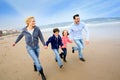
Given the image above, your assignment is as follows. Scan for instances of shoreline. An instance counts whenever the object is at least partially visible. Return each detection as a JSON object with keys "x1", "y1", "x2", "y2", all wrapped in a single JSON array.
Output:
[{"x1": 1, "y1": 21, "x2": 120, "y2": 40}]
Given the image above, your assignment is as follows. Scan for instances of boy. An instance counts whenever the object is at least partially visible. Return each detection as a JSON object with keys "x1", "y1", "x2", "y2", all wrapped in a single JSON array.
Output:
[{"x1": 45, "y1": 28, "x2": 63, "y2": 68}]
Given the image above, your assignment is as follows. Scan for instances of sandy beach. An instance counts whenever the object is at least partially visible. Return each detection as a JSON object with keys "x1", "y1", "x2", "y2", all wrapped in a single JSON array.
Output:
[{"x1": 0, "y1": 22, "x2": 120, "y2": 80}]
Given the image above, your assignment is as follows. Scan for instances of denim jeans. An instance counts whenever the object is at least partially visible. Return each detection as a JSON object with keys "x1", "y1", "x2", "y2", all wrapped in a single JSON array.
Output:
[
  {"x1": 62, "y1": 48, "x2": 67, "y2": 59},
  {"x1": 26, "y1": 45, "x2": 42, "y2": 71},
  {"x1": 73, "y1": 39, "x2": 84, "y2": 58},
  {"x1": 52, "y1": 49, "x2": 63, "y2": 67}
]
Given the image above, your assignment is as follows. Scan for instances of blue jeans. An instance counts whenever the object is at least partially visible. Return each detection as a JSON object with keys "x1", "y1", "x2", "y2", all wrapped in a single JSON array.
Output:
[
  {"x1": 73, "y1": 39, "x2": 84, "y2": 58},
  {"x1": 26, "y1": 45, "x2": 42, "y2": 71},
  {"x1": 62, "y1": 48, "x2": 67, "y2": 59},
  {"x1": 52, "y1": 49, "x2": 63, "y2": 67}
]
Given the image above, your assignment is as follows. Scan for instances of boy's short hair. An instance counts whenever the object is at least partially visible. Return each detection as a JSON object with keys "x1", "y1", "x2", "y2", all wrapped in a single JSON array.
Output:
[
  {"x1": 73, "y1": 14, "x2": 79, "y2": 19},
  {"x1": 53, "y1": 28, "x2": 60, "y2": 33}
]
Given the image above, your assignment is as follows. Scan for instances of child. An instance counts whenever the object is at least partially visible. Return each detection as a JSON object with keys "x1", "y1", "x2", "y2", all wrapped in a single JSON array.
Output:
[
  {"x1": 45, "y1": 28, "x2": 63, "y2": 68},
  {"x1": 60, "y1": 30, "x2": 72, "y2": 62}
]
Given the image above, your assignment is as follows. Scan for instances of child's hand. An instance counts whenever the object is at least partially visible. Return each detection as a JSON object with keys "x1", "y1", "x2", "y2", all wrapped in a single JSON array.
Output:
[
  {"x1": 44, "y1": 46, "x2": 48, "y2": 49},
  {"x1": 61, "y1": 45, "x2": 65, "y2": 48},
  {"x1": 59, "y1": 46, "x2": 62, "y2": 48},
  {"x1": 12, "y1": 43, "x2": 16, "y2": 47}
]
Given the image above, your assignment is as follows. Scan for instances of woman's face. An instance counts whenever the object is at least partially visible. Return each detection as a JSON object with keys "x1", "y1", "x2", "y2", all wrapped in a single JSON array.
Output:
[{"x1": 28, "y1": 18, "x2": 35, "y2": 27}]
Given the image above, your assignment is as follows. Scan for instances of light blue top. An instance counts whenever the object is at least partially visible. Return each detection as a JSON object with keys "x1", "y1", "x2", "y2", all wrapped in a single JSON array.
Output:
[{"x1": 69, "y1": 22, "x2": 89, "y2": 40}]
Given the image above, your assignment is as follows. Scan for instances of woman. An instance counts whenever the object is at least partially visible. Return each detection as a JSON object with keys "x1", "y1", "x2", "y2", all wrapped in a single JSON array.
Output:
[{"x1": 13, "y1": 16, "x2": 46, "y2": 80}]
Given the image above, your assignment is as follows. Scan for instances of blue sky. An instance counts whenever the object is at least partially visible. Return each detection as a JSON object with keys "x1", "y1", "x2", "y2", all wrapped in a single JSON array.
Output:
[{"x1": 0, "y1": 0, "x2": 120, "y2": 29}]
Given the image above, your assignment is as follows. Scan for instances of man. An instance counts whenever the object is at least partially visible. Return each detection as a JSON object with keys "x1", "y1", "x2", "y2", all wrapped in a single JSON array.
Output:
[{"x1": 69, "y1": 14, "x2": 89, "y2": 62}]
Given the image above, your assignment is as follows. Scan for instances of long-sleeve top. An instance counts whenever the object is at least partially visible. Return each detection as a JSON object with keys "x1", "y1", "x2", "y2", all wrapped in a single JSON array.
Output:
[
  {"x1": 61, "y1": 36, "x2": 72, "y2": 48},
  {"x1": 69, "y1": 22, "x2": 89, "y2": 40},
  {"x1": 46, "y1": 34, "x2": 63, "y2": 49},
  {"x1": 15, "y1": 26, "x2": 45, "y2": 47}
]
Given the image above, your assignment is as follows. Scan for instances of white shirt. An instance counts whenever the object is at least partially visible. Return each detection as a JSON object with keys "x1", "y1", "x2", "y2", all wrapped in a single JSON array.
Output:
[
  {"x1": 27, "y1": 28, "x2": 34, "y2": 35},
  {"x1": 69, "y1": 22, "x2": 89, "y2": 40}
]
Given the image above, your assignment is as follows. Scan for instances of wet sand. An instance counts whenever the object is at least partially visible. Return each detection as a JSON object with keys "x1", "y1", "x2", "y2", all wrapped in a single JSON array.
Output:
[{"x1": 0, "y1": 22, "x2": 120, "y2": 80}]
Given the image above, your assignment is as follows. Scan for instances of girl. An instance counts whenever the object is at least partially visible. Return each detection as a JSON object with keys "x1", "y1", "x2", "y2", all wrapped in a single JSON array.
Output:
[{"x1": 60, "y1": 30, "x2": 72, "y2": 62}]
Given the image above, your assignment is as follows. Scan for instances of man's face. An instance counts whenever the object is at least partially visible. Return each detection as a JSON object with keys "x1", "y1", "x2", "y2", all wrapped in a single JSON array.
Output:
[{"x1": 74, "y1": 16, "x2": 80, "y2": 24}]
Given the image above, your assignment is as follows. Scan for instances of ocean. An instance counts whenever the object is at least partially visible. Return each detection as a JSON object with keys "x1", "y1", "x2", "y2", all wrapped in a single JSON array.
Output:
[{"x1": 0, "y1": 17, "x2": 120, "y2": 31}]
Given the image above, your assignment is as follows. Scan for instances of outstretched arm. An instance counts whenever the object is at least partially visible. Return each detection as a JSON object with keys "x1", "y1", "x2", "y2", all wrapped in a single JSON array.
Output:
[
  {"x1": 67, "y1": 37, "x2": 73, "y2": 43},
  {"x1": 13, "y1": 32, "x2": 24, "y2": 46}
]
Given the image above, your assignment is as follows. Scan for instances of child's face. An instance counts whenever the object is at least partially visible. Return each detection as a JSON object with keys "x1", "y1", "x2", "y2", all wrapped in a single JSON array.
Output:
[
  {"x1": 54, "y1": 32, "x2": 59, "y2": 37},
  {"x1": 63, "y1": 30, "x2": 68, "y2": 36}
]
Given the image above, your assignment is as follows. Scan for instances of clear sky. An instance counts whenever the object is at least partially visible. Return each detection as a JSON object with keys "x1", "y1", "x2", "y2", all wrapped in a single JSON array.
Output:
[{"x1": 0, "y1": 0, "x2": 120, "y2": 29}]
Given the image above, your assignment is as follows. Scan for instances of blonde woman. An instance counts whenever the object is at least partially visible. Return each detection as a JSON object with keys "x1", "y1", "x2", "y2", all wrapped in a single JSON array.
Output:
[{"x1": 13, "y1": 17, "x2": 46, "y2": 80}]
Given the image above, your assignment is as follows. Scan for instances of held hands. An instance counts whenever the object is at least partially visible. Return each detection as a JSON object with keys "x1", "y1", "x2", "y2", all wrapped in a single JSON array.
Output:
[
  {"x1": 44, "y1": 46, "x2": 48, "y2": 49},
  {"x1": 12, "y1": 43, "x2": 16, "y2": 47},
  {"x1": 61, "y1": 45, "x2": 65, "y2": 48},
  {"x1": 59, "y1": 46, "x2": 62, "y2": 48}
]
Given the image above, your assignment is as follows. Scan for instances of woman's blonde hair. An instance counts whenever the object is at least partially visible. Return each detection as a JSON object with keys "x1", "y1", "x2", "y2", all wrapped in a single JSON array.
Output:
[{"x1": 25, "y1": 16, "x2": 34, "y2": 25}]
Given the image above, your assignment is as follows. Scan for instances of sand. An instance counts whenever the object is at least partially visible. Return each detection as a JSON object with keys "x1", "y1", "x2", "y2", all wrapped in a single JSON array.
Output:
[{"x1": 0, "y1": 22, "x2": 120, "y2": 80}]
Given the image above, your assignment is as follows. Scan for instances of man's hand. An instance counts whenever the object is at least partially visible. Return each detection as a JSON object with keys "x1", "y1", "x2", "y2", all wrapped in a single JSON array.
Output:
[{"x1": 85, "y1": 40, "x2": 89, "y2": 45}]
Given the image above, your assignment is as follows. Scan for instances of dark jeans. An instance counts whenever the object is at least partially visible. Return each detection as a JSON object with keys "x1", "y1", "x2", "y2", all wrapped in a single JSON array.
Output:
[{"x1": 61, "y1": 48, "x2": 67, "y2": 59}]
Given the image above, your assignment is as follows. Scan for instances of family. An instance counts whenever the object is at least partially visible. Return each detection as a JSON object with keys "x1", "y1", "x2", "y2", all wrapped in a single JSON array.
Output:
[{"x1": 12, "y1": 14, "x2": 89, "y2": 80}]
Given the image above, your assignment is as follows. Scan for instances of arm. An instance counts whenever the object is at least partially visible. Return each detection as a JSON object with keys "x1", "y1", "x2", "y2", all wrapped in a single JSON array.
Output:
[
  {"x1": 59, "y1": 36, "x2": 63, "y2": 47},
  {"x1": 67, "y1": 37, "x2": 72, "y2": 43},
  {"x1": 61, "y1": 38, "x2": 65, "y2": 48},
  {"x1": 45, "y1": 37, "x2": 51, "y2": 47},
  {"x1": 44, "y1": 37, "x2": 51, "y2": 49},
  {"x1": 13, "y1": 32, "x2": 24, "y2": 46},
  {"x1": 69, "y1": 27, "x2": 74, "y2": 40},
  {"x1": 38, "y1": 28, "x2": 46, "y2": 46},
  {"x1": 45, "y1": 38, "x2": 50, "y2": 49},
  {"x1": 83, "y1": 24, "x2": 90, "y2": 45}
]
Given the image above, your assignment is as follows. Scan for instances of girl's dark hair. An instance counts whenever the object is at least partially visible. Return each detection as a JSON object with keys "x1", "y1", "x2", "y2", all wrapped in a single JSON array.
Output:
[
  {"x1": 73, "y1": 14, "x2": 79, "y2": 19},
  {"x1": 53, "y1": 28, "x2": 60, "y2": 33},
  {"x1": 62, "y1": 30, "x2": 69, "y2": 36}
]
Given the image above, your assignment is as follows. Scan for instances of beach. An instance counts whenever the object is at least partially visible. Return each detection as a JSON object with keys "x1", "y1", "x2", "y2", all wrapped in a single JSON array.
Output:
[{"x1": 0, "y1": 22, "x2": 120, "y2": 80}]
